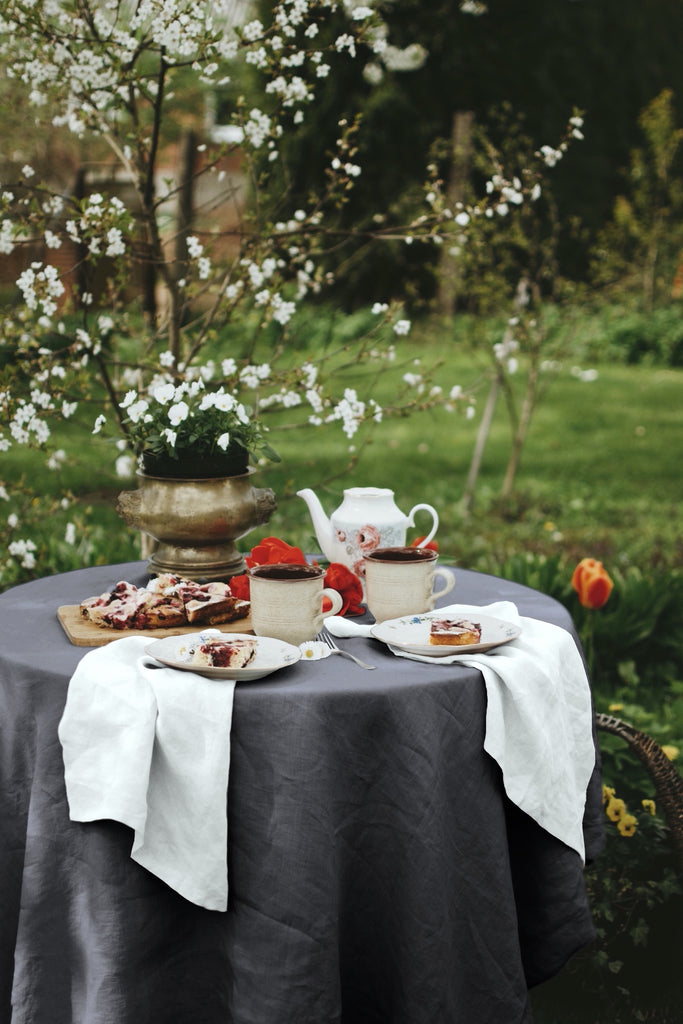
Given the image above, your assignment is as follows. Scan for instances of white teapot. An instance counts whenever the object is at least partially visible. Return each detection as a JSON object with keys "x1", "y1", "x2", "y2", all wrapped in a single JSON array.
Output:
[{"x1": 297, "y1": 486, "x2": 439, "y2": 576}]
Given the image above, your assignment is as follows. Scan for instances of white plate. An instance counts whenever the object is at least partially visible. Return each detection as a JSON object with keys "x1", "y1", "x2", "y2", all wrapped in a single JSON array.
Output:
[
  {"x1": 370, "y1": 611, "x2": 522, "y2": 657},
  {"x1": 145, "y1": 630, "x2": 301, "y2": 680}
]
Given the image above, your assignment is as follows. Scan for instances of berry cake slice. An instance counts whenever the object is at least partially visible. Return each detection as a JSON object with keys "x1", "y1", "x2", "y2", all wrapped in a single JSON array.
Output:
[
  {"x1": 79, "y1": 577, "x2": 249, "y2": 630},
  {"x1": 188, "y1": 636, "x2": 257, "y2": 668},
  {"x1": 80, "y1": 582, "x2": 187, "y2": 630},
  {"x1": 428, "y1": 618, "x2": 482, "y2": 647}
]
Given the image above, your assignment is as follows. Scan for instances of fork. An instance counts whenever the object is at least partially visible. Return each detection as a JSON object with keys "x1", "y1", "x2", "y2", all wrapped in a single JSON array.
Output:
[{"x1": 317, "y1": 629, "x2": 377, "y2": 670}]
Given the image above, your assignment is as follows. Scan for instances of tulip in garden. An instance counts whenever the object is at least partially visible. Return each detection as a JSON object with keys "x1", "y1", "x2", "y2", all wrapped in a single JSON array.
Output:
[{"x1": 571, "y1": 557, "x2": 614, "y2": 609}]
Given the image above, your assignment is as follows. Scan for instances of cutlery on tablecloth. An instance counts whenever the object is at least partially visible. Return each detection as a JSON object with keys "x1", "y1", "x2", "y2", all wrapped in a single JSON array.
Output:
[{"x1": 316, "y1": 630, "x2": 377, "y2": 670}]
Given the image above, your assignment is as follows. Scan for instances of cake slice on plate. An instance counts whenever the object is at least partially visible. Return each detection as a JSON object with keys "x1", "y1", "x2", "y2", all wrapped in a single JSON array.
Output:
[
  {"x1": 188, "y1": 636, "x2": 257, "y2": 668},
  {"x1": 428, "y1": 618, "x2": 482, "y2": 647}
]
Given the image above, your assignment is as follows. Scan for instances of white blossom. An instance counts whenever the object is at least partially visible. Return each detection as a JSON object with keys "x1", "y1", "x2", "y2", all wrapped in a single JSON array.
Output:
[
  {"x1": 243, "y1": 108, "x2": 272, "y2": 148},
  {"x1": 0, "y1": 220, "x2": 15, "y2": 254},
  {"x1": 106, "y1": 227, "x2": 125, "y2": 256},
  {"x1": 242, "y1": 19, "x2": 264, "y2": 42},
  {"x1": 213, "y1": 391, "x2": 237, "y2": 413},
  {"x1": 539, "y1": 145, "x2": 563, "y2": 168},
  {"x1": 152, "y1": 383, "x2": 176, "y2": 404},
  {"x1": 116, "y1": 455, "x2": 135, "y2": 477},
  {"x1": 330, "y1": 388, "x2": 365, "y2": 438},
  {"x1": 127, "y1": 399, "x2": 150, "y2": 423},
  {"x1": 239, "y1": 363, "x2": 271, "y2": 388},
  {"x1": 168, "y1": 401, "x2": 189, "y2": 426},
  {"x1": 8, "y1": 538, "x2": 37, "y2": 569},
  {"x1": 120, "y1": 390, "x2": 138, "y2": 409}
]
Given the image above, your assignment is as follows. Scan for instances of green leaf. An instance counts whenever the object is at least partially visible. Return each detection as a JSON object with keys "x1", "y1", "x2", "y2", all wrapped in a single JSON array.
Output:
[{"x1": 630, "y1": 919, "x2": 650, "y2": 946}]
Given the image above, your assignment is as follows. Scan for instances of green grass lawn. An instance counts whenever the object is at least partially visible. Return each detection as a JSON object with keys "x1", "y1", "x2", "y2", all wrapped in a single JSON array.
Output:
[
  {"x1": 3, "y1": 341, "x2": 680, "y2": 582},
  {"x1": 258, "y1": 357, "x2": 682, "y2": 575}
]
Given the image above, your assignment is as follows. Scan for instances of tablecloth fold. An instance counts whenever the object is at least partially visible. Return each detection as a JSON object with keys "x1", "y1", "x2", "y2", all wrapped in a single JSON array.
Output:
[
  {"x1": 390, "y1": 601, "x2": 596, "y2": 862},
  {"x1": 58, "y1": 636, "x2": 235, "y2": 911}
]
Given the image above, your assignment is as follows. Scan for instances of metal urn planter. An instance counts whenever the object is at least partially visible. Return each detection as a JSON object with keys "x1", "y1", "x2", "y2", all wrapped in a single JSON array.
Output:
[{"x1": 117, "y1": 467, "x2": 277, "y2": 581}]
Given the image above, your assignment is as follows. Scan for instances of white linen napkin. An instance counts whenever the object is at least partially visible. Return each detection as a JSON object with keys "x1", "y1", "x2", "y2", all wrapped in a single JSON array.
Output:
[
  {"x1": 58, "y1": 636, "x2": 235, "y2": 911},
  {"x1": 389, "y1": 602, "x2": 596, "y2": 863}
]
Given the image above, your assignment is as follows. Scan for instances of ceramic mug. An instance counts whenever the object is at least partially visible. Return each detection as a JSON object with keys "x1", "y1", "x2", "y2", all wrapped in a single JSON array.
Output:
[
  {"x1": 247, "y1": 563, "x2": 344, "y2": 645},
  {"x1": 363, "y1": 547, "x2": 455, "y2": 623}
]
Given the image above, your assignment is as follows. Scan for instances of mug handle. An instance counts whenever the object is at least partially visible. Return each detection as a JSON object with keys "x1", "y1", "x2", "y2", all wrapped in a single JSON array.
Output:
[
  {"x1": 433, "y1": 567, "x2": 455, "y2": 600},
  {"x1": 321, "y1": 588, "x2": 344, "y2": 619},
  {"x1": 407, "y1": 503, "x2": 439, "y2": 547}
]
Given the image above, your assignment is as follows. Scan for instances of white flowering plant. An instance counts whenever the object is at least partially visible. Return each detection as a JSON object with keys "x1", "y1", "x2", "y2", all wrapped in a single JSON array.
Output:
[
  {"x1": 0, "y1": 0, "x2": 579, "y2": 583},
  {"x1": 109, "y1": 358, "x2": 281, "y2": 464}
]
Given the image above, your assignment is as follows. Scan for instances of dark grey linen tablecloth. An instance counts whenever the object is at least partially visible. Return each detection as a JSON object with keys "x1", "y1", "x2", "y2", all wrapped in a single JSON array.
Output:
[{"x1": 0, "y1": 562, "x2": 604, "y2": 1024}]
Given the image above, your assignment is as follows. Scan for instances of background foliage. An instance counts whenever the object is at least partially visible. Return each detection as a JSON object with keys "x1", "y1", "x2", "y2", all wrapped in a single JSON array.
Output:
[{"x1": 256, "y1": 0, "x2": 683, "y2": 302}]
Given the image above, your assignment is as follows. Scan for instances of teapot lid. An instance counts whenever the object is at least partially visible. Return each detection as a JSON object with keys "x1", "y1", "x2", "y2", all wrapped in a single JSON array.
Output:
[{"x1": 343, "y1": 486, "x2": 393, "y2": 497}]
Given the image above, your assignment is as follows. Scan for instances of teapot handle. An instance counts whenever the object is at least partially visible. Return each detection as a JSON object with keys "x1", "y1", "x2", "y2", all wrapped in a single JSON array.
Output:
[{"x1": 406, "y1": 503, "x2": 439, "y2": 547}]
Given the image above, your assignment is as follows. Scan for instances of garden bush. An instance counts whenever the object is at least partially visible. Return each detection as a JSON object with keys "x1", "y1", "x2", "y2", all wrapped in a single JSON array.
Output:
[{"x1": 503, "y1": 557, "x2": 683, "y2": 1024}]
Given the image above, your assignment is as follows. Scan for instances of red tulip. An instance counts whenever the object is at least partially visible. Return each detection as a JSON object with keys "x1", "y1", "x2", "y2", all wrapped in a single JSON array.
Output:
[
  {"x1": 571, "y1": 558, "x2": 614, "y2": 609},
  {"x1": 245, "y1": 536, "x2": 307, "y2": 568},
  {"x1": 229, "y1": 572, "x2": 250, "y2": 601},
  {"x1": 323, "y1": 562, "x2": 364, "y2": 616}
]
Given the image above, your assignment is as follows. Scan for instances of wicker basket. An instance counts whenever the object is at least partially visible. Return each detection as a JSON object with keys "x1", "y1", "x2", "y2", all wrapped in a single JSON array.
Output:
[{"x1": 596, "y1": 712, "x2": 683, "y2": 874}]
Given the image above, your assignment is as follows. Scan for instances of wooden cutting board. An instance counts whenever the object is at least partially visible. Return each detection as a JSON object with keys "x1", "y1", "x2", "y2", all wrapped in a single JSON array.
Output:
[{"x1": 57, "y1": 605, "x2": 254, "y2": 647}]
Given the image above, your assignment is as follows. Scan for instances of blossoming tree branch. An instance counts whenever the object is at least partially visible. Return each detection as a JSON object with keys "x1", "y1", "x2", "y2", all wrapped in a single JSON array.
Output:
[{"x1": 0, "y1": 0, "x2": 577, "y2": 581}]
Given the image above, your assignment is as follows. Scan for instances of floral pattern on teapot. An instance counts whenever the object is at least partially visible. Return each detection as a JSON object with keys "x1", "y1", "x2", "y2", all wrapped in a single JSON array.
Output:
[{"x1": 335, "y1": 522, "x2": 406, "y2": 577}]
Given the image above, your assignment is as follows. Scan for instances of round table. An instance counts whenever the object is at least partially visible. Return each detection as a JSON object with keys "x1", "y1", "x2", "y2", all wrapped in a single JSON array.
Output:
[{"x1": 0, "y1": 562, "x2": 604, "y2": 1024}]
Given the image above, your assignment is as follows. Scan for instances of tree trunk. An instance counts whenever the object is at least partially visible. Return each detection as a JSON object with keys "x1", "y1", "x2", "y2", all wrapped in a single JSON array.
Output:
[
  {"x1": 175, "y1": 129, "x2": 196, "y2": 279},
  {"x1": 73, "y1": 167, "x2": 89, "y2": 301},
  {"x1": 461, "y1": 371, "x2": 500, "y2": 516},
  {"x1": 437, "y1": 110, "x2": 474, "y2": 317},
  {"x1": 501, "y1": 362, "x2": 539, "y2": 498}
]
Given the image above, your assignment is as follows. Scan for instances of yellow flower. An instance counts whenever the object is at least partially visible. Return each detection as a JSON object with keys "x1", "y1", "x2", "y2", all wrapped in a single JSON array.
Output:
[
  {"x1": 602, "y1": 785, "x2": 616, "y2": 804},
  {"x1": 605, "y1": 796, "x2": 626, "y2": 822},
  {"x1": 662, "y1": 745, "x2": 680, "y2": 761},
  {"x1": 617, "y1": 813, "x2": 638, "y2": 837},
  {"x1": 608, "y1": 703, "x2": 623, "y2": 712},
  {"x1": 642, "y1": 799, "x2": 656, "y2": 816}
]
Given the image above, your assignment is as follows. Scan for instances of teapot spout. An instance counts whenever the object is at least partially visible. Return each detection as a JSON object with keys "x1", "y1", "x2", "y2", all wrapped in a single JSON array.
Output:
[{"x1": 296, "y1": 487, "x2": 337, "y2": 562}]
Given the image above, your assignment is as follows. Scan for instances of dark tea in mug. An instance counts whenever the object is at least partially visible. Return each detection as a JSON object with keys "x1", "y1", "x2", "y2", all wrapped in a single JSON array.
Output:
[
  {"x1": 364, "y1": 547, "x2": 437, "y2": 564},
  {"x1": 248, "y1": 564, "x2": 323, "y2": 582}
]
